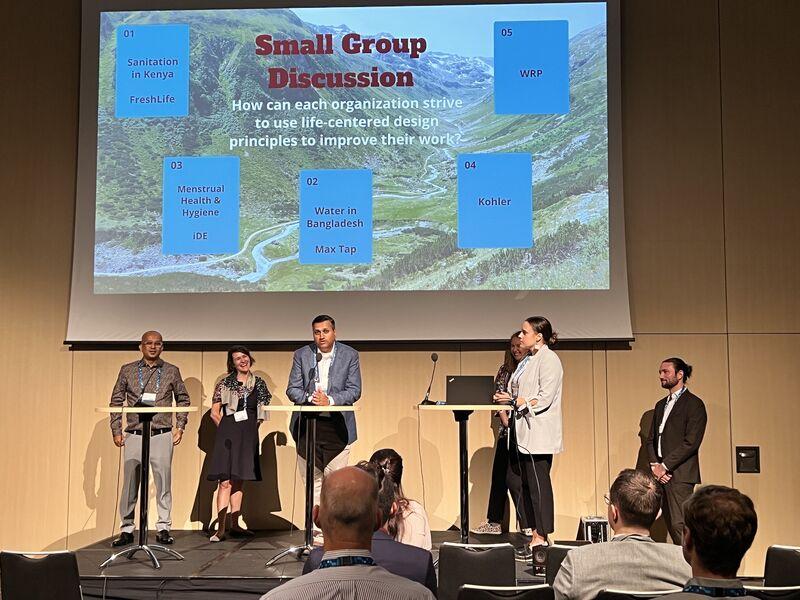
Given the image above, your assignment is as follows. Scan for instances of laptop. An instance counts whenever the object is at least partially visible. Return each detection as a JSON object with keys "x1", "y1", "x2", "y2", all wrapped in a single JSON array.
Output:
[{"x1": 445, "y1": 375, "x2": 496, "y2": 405}]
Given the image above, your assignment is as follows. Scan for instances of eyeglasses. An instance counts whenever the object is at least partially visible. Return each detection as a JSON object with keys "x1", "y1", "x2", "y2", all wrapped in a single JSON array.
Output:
[{"x1": 603, "y1": 493, "x2": 611, "y2": 506}]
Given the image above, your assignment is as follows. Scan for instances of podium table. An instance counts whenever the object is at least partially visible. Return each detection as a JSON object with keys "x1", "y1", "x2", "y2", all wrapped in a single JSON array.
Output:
[
  {"x1": 263, "y1": 404, "x2": 359, "y2": 566},
  {"x1": 417, "y1": 404, "x2": 513, "y2": 543},
  {"x1": 95, "y1": 405, "x2": 197, "y2": 570}
]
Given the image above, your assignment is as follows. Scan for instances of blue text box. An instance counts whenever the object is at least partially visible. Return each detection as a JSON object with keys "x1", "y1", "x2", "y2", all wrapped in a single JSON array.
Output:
[
  {"x1": 116, "y1": 24, "x2": 190, "y2": 118},
  {"x1": 458, "y1": 153, "x2": 533, "y2": 249},
  {"x1": 162, "y1": 156, "x2": 240, "y2": 255},
  {"x1": 299, "y1": 170, "x2": 373, "y2": 264},
  {"x1": 494, "y1": 20, "x2": 569, "y2": 115}
]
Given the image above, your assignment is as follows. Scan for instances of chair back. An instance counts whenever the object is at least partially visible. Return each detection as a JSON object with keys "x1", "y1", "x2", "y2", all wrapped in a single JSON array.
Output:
[
  {"x1": 0, "y1": 551, "x2": 82, "y2": 600},
  {"x1": 545, "y1": 544, "x2": 575, "y2": 585},
  {"x1": 596, "y1": 589, "x2": 678, "y2": 600},
  {"x1": 459, "y1": 583, "x2": 555, "y2": 600},
  {"x1": 764, "y1": 546, "x2": 800, "y2": 587},
  {"x1": 438, "y1": 542, "x2": 516, "y2": 600},
  {"x1": 745, "y1": 585, "x2": 800, "y2": 600}
]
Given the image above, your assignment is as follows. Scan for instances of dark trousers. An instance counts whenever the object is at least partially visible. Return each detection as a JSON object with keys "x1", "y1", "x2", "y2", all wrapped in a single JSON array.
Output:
[
  {"x1": 508, "y1": 451, "x2": 553, "y2": 535},
  {"x1": 662, "y1": 479, "x2": 695, "y2": 544},
  {"x1": 487, "y1": 434, "x2": 529, "y2": 528}
]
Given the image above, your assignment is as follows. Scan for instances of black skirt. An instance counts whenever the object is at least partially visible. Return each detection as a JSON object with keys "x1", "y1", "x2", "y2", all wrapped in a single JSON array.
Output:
[{"x1": 207, "y1": 389, "x2": 261, "y2": 482}]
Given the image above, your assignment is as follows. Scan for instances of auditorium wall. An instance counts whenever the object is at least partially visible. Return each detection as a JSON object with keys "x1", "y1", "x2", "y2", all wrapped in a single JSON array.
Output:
[{"x1": 1, "y1": 0, "x2": 797, "y2": 576}]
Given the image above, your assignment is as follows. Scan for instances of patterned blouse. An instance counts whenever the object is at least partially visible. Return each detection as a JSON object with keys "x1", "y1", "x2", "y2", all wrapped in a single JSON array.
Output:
[{"x1": 212, "y1": 372, "x2": 272, "y2": 420}]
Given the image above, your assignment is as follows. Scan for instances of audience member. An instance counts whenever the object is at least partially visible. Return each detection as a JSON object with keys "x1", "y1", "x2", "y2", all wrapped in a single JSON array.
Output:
[
  {"x1": 370, "y1": 448, "x2": 432, "y2": 550},
  {"x1": 669, "y1": 485, "x2": 758, "y2": 600},
  {"x1": 304, "y1": 461, "x2": 437, "y2": 596},
  {"x1": 554, "y1": 469, "x2": 691, "y2": 600},
  {"x1": 261, "y1": 466, "x2": 434, "y2": 600}
]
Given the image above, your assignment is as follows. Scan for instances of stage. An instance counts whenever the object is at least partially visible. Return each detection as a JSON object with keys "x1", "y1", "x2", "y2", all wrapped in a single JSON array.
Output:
[{"x1": 76, "y1": 529, "x2": 542, "y2": 599}]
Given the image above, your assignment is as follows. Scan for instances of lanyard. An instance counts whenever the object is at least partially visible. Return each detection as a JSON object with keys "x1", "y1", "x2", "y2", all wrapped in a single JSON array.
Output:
[
  {"x1": 683, "y1": 585, "x2": 746, "y2": 597},
  {"x1": 509, "y1": 355, "x2": 530, "y2": 390},
  {"x1": 138, "y1": 364, "x2": 162, "y2": 395},
  {"x1": 319, "y1": 555, "x2": 375, "y2": 569}
]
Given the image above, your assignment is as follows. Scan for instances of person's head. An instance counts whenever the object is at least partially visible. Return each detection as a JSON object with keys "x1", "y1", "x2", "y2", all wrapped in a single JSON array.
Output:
[
  {"x1": 504, "y1": 330, "x2": 526, "y2": 371},
  {"x1": 659, "y1": 357, "x2": 692, "y2": 391},
  {"x1": 370, "y1": 448, "x2": 404, "y2": 490},
  {"x1": 313, "y1": 466, "x2": 381, "y2": 549},
  {"x1": 519, "y1": 316, "x2": 558, "y2": 351},
  {"x1": 227, "y1": 345, "x2": 255, "y2": 375},
  {"x1": 139, "y1": 331, "x2": 164, "y2": 362},
  {"x1": 682, "y1": 485, "x2": 757, "y2": 578},
  {"x1": 606, "y1": 469, "x2": 662, "y2": 532},
  {"x1": 355, "y1": 460, "x2": 398, "y2": 527},
  {"x1": 312, "y1": 314, "x2": 337, "y2": 353}
]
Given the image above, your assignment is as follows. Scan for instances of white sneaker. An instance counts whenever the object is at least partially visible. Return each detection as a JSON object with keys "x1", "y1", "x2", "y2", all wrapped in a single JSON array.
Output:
[
  {"x1": 521, "y1": 528, "x2": 533, "y2": 536},
  {"x1": 470, "y1": 520, "x2": 502, "y2": 535}
]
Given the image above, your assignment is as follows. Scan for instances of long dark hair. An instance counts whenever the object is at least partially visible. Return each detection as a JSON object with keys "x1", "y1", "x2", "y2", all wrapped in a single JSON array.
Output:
[
  {"x1": 503, "y1": 330, "x2": 523, "y2": 372},
  {"x1": 369, "y1": 448, "x2": 410, "y2": 538},
  {"x1": 525, "y1": 316, "x2": 558, "y2": 347},
  {"x1": 226, "y1": 345, "x2": 255, "y2": 374}
]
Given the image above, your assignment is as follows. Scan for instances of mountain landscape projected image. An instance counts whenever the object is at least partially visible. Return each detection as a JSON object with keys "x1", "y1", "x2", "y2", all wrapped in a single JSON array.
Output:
[{"x1": 93, "y1": 2, "x2": 609, "y2": 293}]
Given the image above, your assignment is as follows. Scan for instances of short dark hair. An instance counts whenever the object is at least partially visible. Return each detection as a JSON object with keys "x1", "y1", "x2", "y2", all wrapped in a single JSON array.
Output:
[
  {"x1": 663, "y1": 357, "x2": 693, "y2": 381},
  {"x1": 312, "y1": 314, "x2": 335, "y2": 329},
  {"x1": 226, "y1": 345, "x2": 255, "y2": 374},
  {"x1": 609, "y1": 469, "x2": 662, "y2": 529},
  {"x1": 684, "y1": 485, "x2": 757, "y2": 577},
  {"x1": 355, "y1": 461, "x2": 396, "y2": 526},
  {"x1": 525, "y1": 316, "x2": 558, "y2": 347}
]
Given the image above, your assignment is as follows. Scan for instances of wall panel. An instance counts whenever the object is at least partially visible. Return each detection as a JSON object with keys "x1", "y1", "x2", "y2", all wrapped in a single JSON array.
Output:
[
  {"x1": 720, "y1": 1, "x2": 800, "y2": 333},
  {"x1": 621, "y1": 0, "x2": 726, "y2": 334},
  {"x1": 729, "y1": 335, "x2": 799, "y2": 575}
]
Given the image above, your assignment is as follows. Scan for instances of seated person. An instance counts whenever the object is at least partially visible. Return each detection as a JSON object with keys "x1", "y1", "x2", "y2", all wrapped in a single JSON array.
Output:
[
  {"x1": 669, "y1": 485, "x2": 758, "y2": 600},
  {"x1": 554, "y1": 469, "x2": 691, "y2": 600},
  {"x1": 370, "y1": 448, "x2": 432, "y2": 550},
  {"x1": 305, "y1": 461, "x2": 438, "y2": 597}
]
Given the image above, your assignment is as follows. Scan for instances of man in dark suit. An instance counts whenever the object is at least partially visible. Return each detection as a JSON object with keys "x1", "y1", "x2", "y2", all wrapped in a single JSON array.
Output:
[
  {"x1": 304, "y1": 462, "x2": 438, "y2": 597},
  {"x1": 287, "y1": 314, "x2": 362, "y2": 513},
  {"x1": 646, "y1": 357, "x2": 707, "y2": 543}
]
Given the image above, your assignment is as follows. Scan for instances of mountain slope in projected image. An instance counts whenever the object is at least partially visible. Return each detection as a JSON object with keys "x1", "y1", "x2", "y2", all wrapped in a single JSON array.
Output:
[{"x1": 93, "y1": 8, "x2": 609, "y2": 293}]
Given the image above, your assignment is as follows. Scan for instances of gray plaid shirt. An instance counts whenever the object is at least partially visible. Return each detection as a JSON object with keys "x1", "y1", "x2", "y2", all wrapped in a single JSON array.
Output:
[{"x1": 109, "y1": 358, "x2": 191, "y2": 435}]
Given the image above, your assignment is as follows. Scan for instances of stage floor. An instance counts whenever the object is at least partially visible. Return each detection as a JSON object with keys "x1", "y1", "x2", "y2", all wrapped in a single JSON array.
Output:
[{"x1": 77, "y1": 529, "x2": 542, "y2": 599}]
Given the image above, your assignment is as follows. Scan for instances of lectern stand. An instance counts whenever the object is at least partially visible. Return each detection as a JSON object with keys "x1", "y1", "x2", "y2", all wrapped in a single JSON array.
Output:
[
  {"x1": 417, "y1": 404, "x2": 513, "y2": 543},
  {"x1": 263, "y1": 404, "x2": 358, "y2": 566},
  {"x1": 96, "y1": 405, "x2": 197, "y2": 570}
]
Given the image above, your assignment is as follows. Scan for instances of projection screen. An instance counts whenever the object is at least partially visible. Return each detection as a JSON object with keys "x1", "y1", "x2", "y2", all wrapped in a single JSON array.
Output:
[{"x1": 67, "y1": 0, "x2": 631, "y2": 342}]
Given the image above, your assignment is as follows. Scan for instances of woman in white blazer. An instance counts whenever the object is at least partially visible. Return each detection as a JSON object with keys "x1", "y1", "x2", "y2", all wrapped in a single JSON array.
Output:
[{"x1": 494, "y1": 316, "x2": 563, "y2": 558}]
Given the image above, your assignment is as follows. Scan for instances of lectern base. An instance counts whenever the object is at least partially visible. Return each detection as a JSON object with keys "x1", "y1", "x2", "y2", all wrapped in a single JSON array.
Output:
[
  {"x1": 265, "y1": 543, "x2": 311, "y2": 567},
  {"x1": 99, "y1": 543, "x2": 184, "y2": 570}
]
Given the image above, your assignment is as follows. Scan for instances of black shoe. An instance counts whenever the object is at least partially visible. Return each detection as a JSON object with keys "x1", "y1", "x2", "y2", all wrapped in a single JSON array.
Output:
[
  {"x1": 111, "y1": 532, "x2": 134, "y2": 547},
  {"x1": 514, "y1": 545, "x2": 533, "y2": 563},
  {"x1": 156, "y1": 530, "x2": 174, "y2": 545}
]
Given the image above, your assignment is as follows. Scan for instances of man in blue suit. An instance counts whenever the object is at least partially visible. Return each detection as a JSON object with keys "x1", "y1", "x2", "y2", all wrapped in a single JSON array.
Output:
[{"x1": 287, "y1": 314, "x2": 362, "y2": 512}]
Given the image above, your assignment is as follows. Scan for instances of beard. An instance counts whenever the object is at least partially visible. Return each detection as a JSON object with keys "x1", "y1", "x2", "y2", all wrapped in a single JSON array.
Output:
[{"x1": 661, "y1": 377, "x2": 679, "y2": 390}]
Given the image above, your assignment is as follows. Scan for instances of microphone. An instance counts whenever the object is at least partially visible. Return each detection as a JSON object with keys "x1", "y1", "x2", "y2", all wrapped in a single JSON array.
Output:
[
  {"x1": 420, "y1": 353, "x2": 438, "y2": 405},
  {"x1": 307, "y1": 351, "x2": 323, "y2": 401}
]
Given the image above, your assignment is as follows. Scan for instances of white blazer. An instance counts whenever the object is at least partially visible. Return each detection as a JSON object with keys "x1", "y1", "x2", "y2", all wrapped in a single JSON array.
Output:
[{"x1": 511, "y1": 345, "x2": 564, "y2": 455}]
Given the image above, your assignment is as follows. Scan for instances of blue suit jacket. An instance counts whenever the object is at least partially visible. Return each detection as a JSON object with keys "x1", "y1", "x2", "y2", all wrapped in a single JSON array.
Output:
[
  {"x1": 286, "y1": 341, "x2": 361, "y2": 444},
  {"x1": 303, "y1": 531, "x2": 438, "y2": 597}
]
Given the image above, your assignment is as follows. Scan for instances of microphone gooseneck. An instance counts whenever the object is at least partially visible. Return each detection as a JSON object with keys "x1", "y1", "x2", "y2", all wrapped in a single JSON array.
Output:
[{"x1": 421, "y1": 353, "x2": 438, "y2": 405}]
